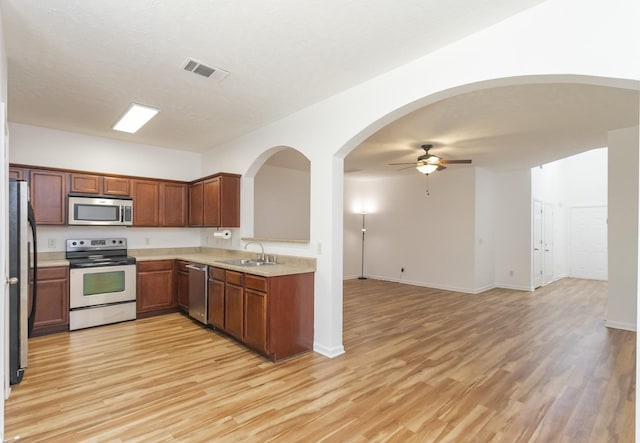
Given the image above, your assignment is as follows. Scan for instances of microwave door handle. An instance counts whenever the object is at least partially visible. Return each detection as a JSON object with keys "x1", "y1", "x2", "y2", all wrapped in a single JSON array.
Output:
[{"x1": 120, "y1": 205, "x2": 124, "y2": 223}]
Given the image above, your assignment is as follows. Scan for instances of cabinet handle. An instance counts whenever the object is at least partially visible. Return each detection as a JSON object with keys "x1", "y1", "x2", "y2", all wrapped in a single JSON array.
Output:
[{"x1": 6, "y1": 277, "x2": 18, "y2": 285}]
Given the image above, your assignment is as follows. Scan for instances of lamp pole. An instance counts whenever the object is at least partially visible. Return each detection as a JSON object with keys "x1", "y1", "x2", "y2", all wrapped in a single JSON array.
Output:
[{"x1": 359, "y1": 212, "x2": 367, "y2": 280}]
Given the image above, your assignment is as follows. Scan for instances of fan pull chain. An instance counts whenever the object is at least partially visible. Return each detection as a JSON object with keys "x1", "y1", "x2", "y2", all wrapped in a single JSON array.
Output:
[{"x1": 425, "y1": 174, "x2": 430, "y2": 196}]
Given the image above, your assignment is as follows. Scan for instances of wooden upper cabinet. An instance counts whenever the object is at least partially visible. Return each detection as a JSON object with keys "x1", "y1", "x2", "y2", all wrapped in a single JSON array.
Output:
[
  {"x1": 9, "y1": 167, "x2": 28, "y2": 180},
  {"x1": 103, "y1": 176, "x2": 131, "y2": 196},
  {"x1": 189, "y1": 181, "x2": 204, "y2": 226},
  {"x1": 218, "y1": 174, "x2": 240, "y2": 227},
  {"x1": 131, "y1": 179, "x2": 160, "y2": 226},
  {"x1": 160, "y1": 182, "x2": 188, "y2": 227},
  {"x1": 70, "y1": 173, "x2": 101, "y2": 194},
  {"x1": 30, "y1": 170, "x2": 67, "y2": 225},
  {"x1": 191, "y1": 174, "x2": 240, "y2": 227},
  {"x1": 69, "y1": 173, "x2": 130, "y2": 196},
  {"x1": 203, "y1": 177, "x2": 221, "y2": 226}
]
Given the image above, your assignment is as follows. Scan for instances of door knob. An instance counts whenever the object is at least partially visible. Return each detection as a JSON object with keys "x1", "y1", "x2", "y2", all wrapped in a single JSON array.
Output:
[{"x1": 6, "y1": 277, "x2": 18, "y2": 285}]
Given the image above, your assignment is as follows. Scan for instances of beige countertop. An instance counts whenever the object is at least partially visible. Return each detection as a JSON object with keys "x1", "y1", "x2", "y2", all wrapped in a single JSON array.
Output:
[{"x1": 38, "y1": 247, "x2": 316, "y2": 277}]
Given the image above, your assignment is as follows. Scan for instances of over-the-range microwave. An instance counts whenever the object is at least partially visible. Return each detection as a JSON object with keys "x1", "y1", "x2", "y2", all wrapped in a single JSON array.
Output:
[{"x1": 68, "y1": 195, "x2": 133, "y2": 226}]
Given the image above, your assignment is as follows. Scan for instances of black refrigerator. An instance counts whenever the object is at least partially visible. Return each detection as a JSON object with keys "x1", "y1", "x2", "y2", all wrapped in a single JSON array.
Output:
[{"x1": 8, "y1": 178, "x2": 38, "y2": 386}]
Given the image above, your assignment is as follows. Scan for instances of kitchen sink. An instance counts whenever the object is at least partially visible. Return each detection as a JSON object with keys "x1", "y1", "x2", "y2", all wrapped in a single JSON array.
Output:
[{"x1": 218, "y1": 258, "x2": 276, "y2": 267}]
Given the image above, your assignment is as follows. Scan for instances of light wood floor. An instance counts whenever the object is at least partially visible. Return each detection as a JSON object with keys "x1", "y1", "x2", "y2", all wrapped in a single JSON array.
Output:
[{"x1": 5, "y1": 278, "x2": 635, "y2": 442}]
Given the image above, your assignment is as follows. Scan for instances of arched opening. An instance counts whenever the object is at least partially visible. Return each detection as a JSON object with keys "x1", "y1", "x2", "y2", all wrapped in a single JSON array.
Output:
[{"x1": 249, "y1": 146, "x2": 311, "y2": 242}]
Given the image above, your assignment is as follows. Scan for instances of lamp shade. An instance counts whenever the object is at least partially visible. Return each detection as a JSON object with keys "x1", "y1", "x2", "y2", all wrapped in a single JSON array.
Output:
[{"x1": 416, "y1": 163, "x2": 438, "y2": 174}]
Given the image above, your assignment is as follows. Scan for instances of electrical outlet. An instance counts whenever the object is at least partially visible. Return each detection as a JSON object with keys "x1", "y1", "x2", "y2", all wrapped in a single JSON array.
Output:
[
  {"x1": 47, "y1": 238, "x2": 57, "y2": 249},
  {"x1": 509, "y1": 270, "x2": 514, "y2": 277},
  {"x1": 145, "y1": 238, "x2": 151, "y2": 245}
]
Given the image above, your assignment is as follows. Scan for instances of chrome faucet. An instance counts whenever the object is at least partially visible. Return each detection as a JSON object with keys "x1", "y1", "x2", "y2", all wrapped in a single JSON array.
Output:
[{"x1": 244, "y1": 241, "x2": 265, "y2": 261}]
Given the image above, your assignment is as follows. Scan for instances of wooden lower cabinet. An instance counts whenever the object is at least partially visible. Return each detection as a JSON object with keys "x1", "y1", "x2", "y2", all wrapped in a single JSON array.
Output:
[
  {"x1": 176, "y1": 260, "x2": 189, "y2": 312},
  {"x1": 244, "y1": 287, "x2": 268, "y2": 355},
  {"x1": 136, "y1": 260, "x2": 177, "y2": 316},
  {"x1": 224, "y1": 271, "x2": 244, "y2": 341},
  {"x1": 208, "y1": 267, "x2": 225, "y2": 329},
  {"x1": 213, "y1": 269, "x2": 314, "y2": 361},
  {"x1": 31, "y1": 266, "x2": 69, "y2": 336}
]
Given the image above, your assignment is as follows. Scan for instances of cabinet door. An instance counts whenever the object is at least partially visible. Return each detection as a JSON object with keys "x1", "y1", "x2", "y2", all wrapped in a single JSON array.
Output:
[
  {"x1": 176, "y1": 263, "x2": 189, "y2": 312},
  {"x1": 160, "y1": 182, "x2": 188, "y2": 227},
  {"x1": 225, "y1": 283, "x2": 244, "y2": 340},
  {"x1": 70, "y1": 173, "x2": 101, "y2": 194},
  {"x1": 103, "y1": 176, "x2": 131, "y2": 196},
  {"x1": 132, "y1": 179, "x2": 160, "y2": 226},
  {"x1": 220, "y1": 175, "x2": 240, "y2": 227},
  {"x1": 30, "y1": 170, "x2": 67, "y2": 225},
  {"x1": 189, "y1": 181, "x2": 204, "y2": 226},
  {"x1": 208, "y1": 277, "x2": 225, "y2": 329},
  {"x1": 203, "y1": 177, "x2": 220, "y2": 226},
  {"x1": 136, "y1": 261, "x2": 176, "y2": 314},
  {"x1": 244, "y1": 288, "x2": 268, "y2": 354},
  {"x1": 31, "y1": 266, "x2": 69, "y2": 336}
]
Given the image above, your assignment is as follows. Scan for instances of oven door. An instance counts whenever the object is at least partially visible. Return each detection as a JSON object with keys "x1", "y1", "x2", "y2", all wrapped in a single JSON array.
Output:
[{"x1": 70, "y1": 264, "x2": 136, "y2": 309}]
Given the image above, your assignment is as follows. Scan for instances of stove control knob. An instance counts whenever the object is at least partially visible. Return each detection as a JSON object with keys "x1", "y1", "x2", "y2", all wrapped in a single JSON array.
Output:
[
  {"x1": 72, "y1": 241, "x2": 77, "y2": 246},
  {"x1": 79, "y1": 241, "x2": 85, "y2": 245}
]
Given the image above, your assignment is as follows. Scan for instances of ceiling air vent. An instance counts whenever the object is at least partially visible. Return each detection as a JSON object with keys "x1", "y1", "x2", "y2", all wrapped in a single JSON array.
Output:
[{"x1": 182, "y1": 58, "x2": 229, "y2": 81}]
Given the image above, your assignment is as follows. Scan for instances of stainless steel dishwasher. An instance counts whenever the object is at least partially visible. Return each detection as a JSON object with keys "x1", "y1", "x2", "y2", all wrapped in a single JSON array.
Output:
[{"x1": 186, "y1": 263, "x2": 208, "y2": 324}]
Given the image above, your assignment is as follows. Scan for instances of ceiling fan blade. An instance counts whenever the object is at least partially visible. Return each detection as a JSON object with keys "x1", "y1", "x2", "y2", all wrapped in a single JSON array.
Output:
[
  {"x1": 397, "y1": 165, "x2": 416, "y2": 171},
  {"x1": 439, "y1": 159, "x2": 472, "y2": 164},
  {"x1": 388, "y1": 162, "x2": 417, "y2": 166},
  {"x1": 436, "y1": 165, "x2": 447, "y2": 171}
]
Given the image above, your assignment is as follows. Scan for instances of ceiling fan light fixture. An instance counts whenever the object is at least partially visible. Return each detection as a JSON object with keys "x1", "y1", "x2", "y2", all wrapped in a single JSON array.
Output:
[
  {"x1": 426, "y1": 155, "x2": 440, "y2": 164},
  {"x1": 416, "y1": 163, "x2": 438, "y2": 175}
]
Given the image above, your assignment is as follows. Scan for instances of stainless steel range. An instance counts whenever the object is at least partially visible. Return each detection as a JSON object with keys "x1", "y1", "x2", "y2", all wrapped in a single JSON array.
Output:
[{"x1": 66, "y1": 238, "x2": 137, "y2": 330}]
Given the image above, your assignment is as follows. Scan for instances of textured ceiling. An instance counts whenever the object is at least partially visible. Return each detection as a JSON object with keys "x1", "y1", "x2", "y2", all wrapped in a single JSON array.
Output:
[
  {"x1": 345, "y1": 83, "x2": 640, "y2": 177},
  {"x1": 2, "y1": 0, "x2": 548, "y2": 153}
]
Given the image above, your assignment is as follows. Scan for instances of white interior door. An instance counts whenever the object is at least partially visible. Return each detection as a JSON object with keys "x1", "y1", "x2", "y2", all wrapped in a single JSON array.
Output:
[
  {"x1": 543, "y1": 203, "x2": 554, "y2": 285},
  {"x1": 568, "y1": 206, "x2": 608, "y2": 280},
  {"x1": 533, "y1": 200, "x2": 543, "y2": 288}
]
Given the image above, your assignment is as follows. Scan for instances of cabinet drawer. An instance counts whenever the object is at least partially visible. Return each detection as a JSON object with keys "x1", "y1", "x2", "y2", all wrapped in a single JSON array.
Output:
[
  {"x1": 137, "y1": 260, "x2": 174, "y2": 272},
  {"x1": 210, "y1": 267, "x2": 225, "y2": 281},
  {"x1": 38, "y1": 266, "x2": 68, "y2": 280},
  {"x1": 226, "y1": 270, "x2": 244, "y2": 286},
  {"x1": 245, "y1": 274, "x2": 267, "y2": 292}
]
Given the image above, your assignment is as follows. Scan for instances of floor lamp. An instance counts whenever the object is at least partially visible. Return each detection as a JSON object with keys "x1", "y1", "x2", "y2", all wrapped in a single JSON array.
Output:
[{"x1": 358, "y1": 212, "x2": 367, "y2": 280}]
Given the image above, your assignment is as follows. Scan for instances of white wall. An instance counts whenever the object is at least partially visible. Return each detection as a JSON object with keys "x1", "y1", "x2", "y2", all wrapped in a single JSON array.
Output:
[
  {"x1": 344, "y1": 168, "x2": 477, "y2": 293},
  {"x1": 564, "y1": 148, "x2": 608, "y2": 206},
  {"x1": 9, "y1": 123, "x2": 201, "y2": 182},
  {"x1": 254, "y1": 164, "x2": 310, "y2": 240},
  {"x1": 474, "y1": 168, "x2": 496, "y2": 291},
  {"x1": 494, "y1": 170, "x2": 533, "y2": 290},
  {"x1": 607, "y1": 126, "x2": 639, "y2": 331}
]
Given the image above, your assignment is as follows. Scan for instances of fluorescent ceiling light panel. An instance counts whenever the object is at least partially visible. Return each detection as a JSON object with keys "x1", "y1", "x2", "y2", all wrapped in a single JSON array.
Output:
[{"x1": 113, "y1": 103, "x2": 160, "y2": 133}]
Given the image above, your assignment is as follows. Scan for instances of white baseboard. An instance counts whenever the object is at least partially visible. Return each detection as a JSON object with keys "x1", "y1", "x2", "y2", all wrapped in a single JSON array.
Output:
[
  {"x1": 605, "y1": 320, "x2": 637, "y2": 332},
  {"x1": 495, "y1": 282, "x2": 534, "y2": 292},
  {"x1": 313, "y1": 343, "x2": 346, "y2": 358},
  {"x1": 472, "y1": 284, "x2": 495, "y2": 294},
  {"x1": 343, "y1": 274, "x2": 360, "y2": 281}
]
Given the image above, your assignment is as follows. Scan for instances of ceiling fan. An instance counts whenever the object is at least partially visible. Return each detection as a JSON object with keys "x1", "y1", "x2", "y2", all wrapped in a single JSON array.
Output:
[{"x1": 389, "y1": 144, "x2": 472, "y2": 174}]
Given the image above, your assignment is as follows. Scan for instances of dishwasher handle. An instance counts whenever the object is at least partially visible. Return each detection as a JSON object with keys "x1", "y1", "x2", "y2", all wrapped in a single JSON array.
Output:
[{"x1": 185, "y1": 263, "x2": 207, "y2": 271}]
